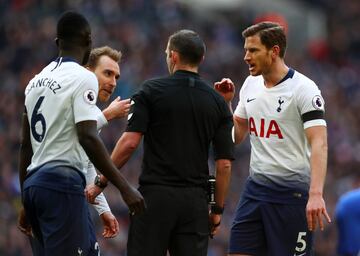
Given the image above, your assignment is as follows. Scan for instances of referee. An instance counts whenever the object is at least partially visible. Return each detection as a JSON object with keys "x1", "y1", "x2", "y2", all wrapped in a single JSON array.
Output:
[{"x1": 88, "y1": 29, "x2": 234, "y2": 256}]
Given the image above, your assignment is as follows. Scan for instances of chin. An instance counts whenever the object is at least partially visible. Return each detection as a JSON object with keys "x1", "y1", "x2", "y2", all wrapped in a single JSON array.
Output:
[
  {"x1": 99, "y1": 94, "x2": 109, "y2": 103},
  {"x1": 249, "y1": 70, "x2": 260, "y2": 76}
]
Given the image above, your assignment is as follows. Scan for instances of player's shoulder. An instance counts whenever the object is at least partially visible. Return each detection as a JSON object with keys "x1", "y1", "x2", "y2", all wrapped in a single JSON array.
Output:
[
  {"x1": 239, "y1": 75, "x2": 262, "y2": 95},
  {"x1": 292, "y1": 70, "x2": 318, "y2": 90},
  {"x1": 244, "y1": 75, "x2": 262, "y2": 88},
  {"x1": 68, "y1": 62, "x2": 96, "y2": 79},
  {"x1": 66, "y1": 63, "x2": 98, "y2": 89}
]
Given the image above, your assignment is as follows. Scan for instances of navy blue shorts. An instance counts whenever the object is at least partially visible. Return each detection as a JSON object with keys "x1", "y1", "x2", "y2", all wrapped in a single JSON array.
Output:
[
  {"x1": 229, "y1": 197, "x2": 313, "y2": 256},
  {"x1": 23, "y1": 164, "x2": 100, "y2": 256}
]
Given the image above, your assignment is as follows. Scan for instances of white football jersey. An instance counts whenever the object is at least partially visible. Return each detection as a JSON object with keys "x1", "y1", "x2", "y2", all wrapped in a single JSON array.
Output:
[
  {"x1": 234, "y1": 69, "x2": 326, "y2": 187},
  {"x1": 25, "y1": 57, "x2": 99, "y2": 174},
  {"x1": 82, "y1": 111, "x2": 111, "y2": 215}
]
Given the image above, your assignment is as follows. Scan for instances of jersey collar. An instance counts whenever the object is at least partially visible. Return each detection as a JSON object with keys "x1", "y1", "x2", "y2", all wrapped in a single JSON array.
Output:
[
  {"x1": 275, "y1": 68, "x2": 295, "y2": 86},
  {"x1": 53, "y1": 56, "x2": 78, "y2": 63},
  {"x1": 174, "y1": 70, "x2": 200, "y2": 77}
]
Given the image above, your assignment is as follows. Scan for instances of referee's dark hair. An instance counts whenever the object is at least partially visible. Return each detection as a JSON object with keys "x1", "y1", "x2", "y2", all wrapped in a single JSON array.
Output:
[
  {"x1": 56, "y1": 10, "x2": 91, "y2": 51},
  {"x1": 168, "y1": 29, "x2": 206, "y2": 66}
]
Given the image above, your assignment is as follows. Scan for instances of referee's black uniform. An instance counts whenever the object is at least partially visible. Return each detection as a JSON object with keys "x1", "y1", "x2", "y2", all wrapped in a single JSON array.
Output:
[{"x1": 126, "y1": 70, "x2": 234, "y2": 256}]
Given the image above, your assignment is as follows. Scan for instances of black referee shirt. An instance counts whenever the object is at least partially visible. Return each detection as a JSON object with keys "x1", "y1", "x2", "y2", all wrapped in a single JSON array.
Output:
[{"x1": 127, "y1": 70, "x2": 234, "y2": 187}]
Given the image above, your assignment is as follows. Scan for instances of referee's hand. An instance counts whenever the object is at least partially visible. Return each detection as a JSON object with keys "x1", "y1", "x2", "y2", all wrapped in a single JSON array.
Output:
[{"x1": 209, "y1": 213, "x2": 221, "y2": 238}]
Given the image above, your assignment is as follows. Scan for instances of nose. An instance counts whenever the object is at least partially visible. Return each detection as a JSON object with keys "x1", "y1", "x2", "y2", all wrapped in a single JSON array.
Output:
[
  {"x1": 110, "y1": 76, "x2": 117, "y2": 88},
  {"x1": 244, "y1": 51, "x2": 250, "y2": 62}
]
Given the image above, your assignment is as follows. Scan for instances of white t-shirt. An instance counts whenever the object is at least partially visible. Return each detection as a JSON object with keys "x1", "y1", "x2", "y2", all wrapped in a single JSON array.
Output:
[
  {"x1": 234, "y1": 69, "x2": 326, "y2": 187},
  {"x1": 25, "y1": 57, "x2": 99, "y2": 175}
]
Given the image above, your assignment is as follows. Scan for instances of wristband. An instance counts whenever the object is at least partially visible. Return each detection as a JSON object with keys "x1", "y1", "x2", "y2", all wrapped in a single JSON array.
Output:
[
  {"x1": 211, "y1": 204, "x2": 224, "y2": 215},
  {"x1": 94, "y1": 175, "x2": 107, "y2": 189}
]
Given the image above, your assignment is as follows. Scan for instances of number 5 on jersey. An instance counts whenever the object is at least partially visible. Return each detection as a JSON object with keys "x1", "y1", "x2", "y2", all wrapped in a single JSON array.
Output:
[
  {"x1": 31, "y1": 96, "x2": 47, "y2": 142},
  {"x1": 294, "y1": 231, "x2": 307, "y2": 255}
]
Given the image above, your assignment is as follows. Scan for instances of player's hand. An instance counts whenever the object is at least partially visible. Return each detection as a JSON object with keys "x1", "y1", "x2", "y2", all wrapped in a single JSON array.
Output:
[
  {"x1": 214, "y1": 78, "x2": 235, "y2": 103},
  {"x1": 306, "y1": 193, "x2": 331, "y2": 231},
  {"x1": 209, "y1": 213, "x2": 221, "y2": 238},
  {"x1": 121, "y1": 185, "x2": 146, "y2": 216},
  {"x1": 102, "y1": 97, "x2": 131, "y2": 121},
  {"x1": 18, "y1": 207, "x2": 32, "y2": 237},
  {"x1": 85, "y1": 184, "x2": 103, "y2": 205},
  {"x1": 100, "y1": 211, "x2": 120, "y2": 238}
]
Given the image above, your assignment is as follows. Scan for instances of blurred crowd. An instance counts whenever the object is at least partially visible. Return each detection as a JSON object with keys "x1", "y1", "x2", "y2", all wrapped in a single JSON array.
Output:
[{"x1": 0, "y1": 0, "x2": 359, "y2": 255}]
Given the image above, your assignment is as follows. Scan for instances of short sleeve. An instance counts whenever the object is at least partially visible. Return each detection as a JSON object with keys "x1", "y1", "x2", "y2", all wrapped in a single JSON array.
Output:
[
  {"x1": 213, "y1": 101, "x2": 234, "y2": 160},
  {"x1": 296, "y1": 81, "x2": 326, "y2": 129},
  {"x1": 234, "y1": 78, "x2": 248, "y2": 119},
  {"x1": 126, "y1": 83, "x2": 150, "y2": 133},
  {"x1": 96, "y1": 111, "x2": 108, "y2": 130},
  {"x1": 73, "y1": 72, "x2": 99, "y2": 124}
]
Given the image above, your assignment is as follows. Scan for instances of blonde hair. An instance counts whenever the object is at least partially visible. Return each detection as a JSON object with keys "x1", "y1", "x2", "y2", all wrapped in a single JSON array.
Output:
[{"x1": 87, "y1": 46, "x2": 122, "y2": 68}]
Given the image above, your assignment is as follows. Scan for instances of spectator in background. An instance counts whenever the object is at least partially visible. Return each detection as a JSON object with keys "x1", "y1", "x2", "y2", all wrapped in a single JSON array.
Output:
[{"x1": 335, "y1": 173, "x2": 360, "y2": 256}]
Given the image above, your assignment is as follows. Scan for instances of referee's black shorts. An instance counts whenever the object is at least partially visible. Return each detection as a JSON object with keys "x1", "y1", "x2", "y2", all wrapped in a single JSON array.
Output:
[{"x1": 127, "y1": 185, "x2": 209, "y2": 256}]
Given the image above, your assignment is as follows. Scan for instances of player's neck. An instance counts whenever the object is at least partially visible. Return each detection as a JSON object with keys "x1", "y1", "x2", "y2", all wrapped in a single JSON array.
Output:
[
  {"x1": 262, "y1": 61, "x2": 288, "y2": 88},
  {"x1": 58, "y1": 50, "x2": 85, "y2": 65}
]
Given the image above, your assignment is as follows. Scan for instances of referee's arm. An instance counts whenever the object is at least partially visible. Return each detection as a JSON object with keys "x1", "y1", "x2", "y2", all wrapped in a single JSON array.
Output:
[{"x1": 214, "y1": 159, "x2": 232, "y2": 211}]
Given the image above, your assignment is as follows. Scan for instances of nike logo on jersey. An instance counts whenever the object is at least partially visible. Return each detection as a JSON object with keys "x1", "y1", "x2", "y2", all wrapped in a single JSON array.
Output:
[
  {"x1": 293, "y1": 253, "x2": 306, "y2": 256},
  {"x1": 247, "y1": 98, "x2": 256, "y2": 103}
]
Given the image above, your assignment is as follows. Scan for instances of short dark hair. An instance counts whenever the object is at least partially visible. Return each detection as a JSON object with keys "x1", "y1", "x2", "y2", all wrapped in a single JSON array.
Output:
[
  {"x1": 242, "y1": 22, "x2": 287, "y2": 58},
  {"x1": 57, "y1": 11, "x2": 91, "y2": 50},
  {"x1": 87, "y1": 46, "x2": 122, "y2": 69},
  {"x1": 168, "y1": 29, "x2": 205, "y2": 66}
]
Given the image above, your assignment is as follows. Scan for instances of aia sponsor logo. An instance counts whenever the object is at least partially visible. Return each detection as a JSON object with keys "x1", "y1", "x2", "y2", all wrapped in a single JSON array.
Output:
[{"x1": 248, "y1": 117, "x2": 283, "y2": 139}]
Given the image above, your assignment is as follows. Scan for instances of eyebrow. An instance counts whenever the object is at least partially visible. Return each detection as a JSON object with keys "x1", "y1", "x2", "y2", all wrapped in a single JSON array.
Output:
[{"x1": 104, "y1": 69, "x2": 120, "y2": 79}]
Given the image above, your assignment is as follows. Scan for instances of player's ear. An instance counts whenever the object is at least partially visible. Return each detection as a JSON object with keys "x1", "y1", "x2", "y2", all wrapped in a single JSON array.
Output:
[
  {"x1": 271, "y1": 45, "x2": 280, "y2": 58},
  {"x1": 55, "y1": 38, "x2": 59, "y2": 46}
]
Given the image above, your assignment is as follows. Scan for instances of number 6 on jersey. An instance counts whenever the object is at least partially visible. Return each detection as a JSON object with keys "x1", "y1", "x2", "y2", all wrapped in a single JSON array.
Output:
[{"x1": 31, "y1": 96, "x2": 47, "y2": 142}]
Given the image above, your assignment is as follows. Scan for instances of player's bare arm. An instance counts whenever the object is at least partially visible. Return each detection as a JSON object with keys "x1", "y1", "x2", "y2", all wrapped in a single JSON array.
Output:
[
  {"x1": 18, "y1": 110, "x2": 33, "y2": 236},
  {"x1": 100, "y1": 211, "x2": 119, "y2": 238},
  {"x1": 305, "y1": 125, "x2": 331, "y2": 231},
  {"x1": 85, "y1": 132, "x2": 143, "y2": 210},
  {"x1": 214, "y1": 78, "x2": 248, "y2": 144},
  {"x1": 214, "y1": 78, "x2": 236, "y2": 104},
  {"x1": 77, "y1": 120, "x2": 145, "y2": 215},
  {"x1": 209, "y1": 159, "x2": 232, "y2": 238},
  {"x1": 19, "y1": 110, "x2": 33, "y2": 188},
  {"x1": 102, "y1": 96, "x2": 131, "y2": 121},
  {"x1": 233, "y1": 116, "x2": 248, "y2": 144}
]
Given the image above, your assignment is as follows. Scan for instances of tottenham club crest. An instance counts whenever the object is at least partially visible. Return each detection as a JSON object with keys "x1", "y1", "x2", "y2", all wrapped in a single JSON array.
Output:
[
  {"x1": 312, "y1": 95, "x2": 324, "y2": 110},
  {"x1": 83, "y1": 89, "x2": 96, "y2": 105}
]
